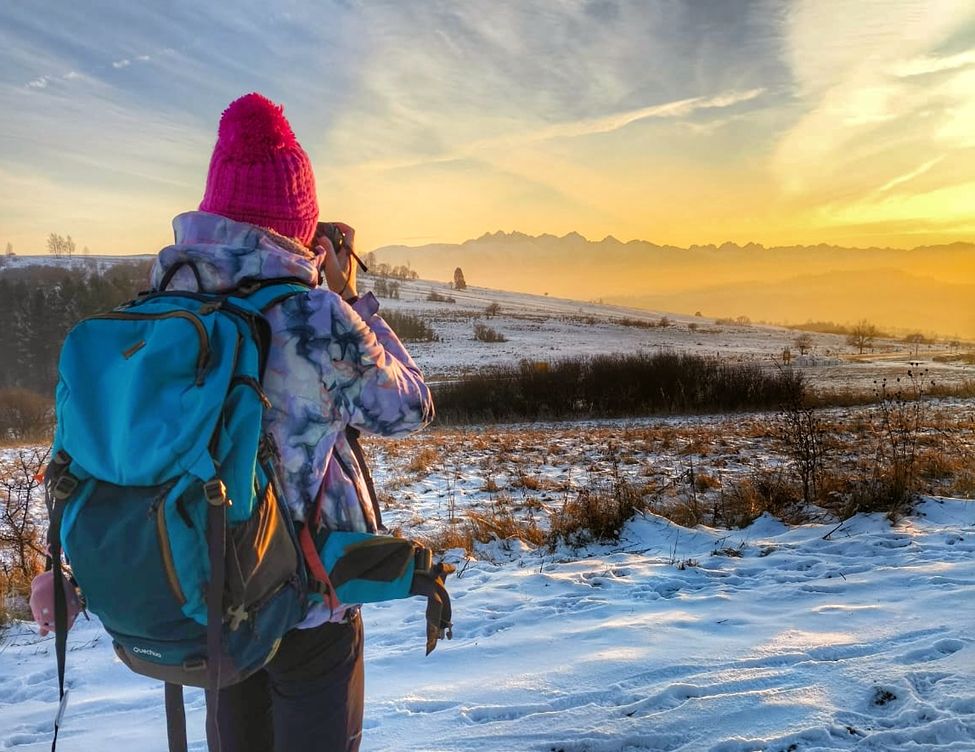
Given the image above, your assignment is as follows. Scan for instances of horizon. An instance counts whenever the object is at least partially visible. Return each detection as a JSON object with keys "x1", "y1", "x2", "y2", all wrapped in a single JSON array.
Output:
[
  {"x1": 3, "y1": 1, "x2": 975, "y2": 255},
  {"x1": 7, "y1": 228, "x2": 975, "y2": 256}
]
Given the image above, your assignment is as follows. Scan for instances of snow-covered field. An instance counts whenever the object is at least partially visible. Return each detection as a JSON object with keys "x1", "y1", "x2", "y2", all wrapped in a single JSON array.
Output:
[
  {"x1": 362, "y1": 278, "x2": 975, "y2": 395},
  {"x1": 2, "y1": 496, "x2": 973, "y2": 751},
  {"x1": 1, "y1": 273, "x2": 974, "y2": 751}
]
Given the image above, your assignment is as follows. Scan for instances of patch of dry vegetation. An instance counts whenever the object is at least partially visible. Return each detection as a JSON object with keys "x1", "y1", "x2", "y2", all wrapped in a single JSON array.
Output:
[
  {"x1": 378, "y1": 378, "x2": 974, "y2": 553},
  {"x1": 1, "y1": 447, "x2": 48, "y2": 627}
]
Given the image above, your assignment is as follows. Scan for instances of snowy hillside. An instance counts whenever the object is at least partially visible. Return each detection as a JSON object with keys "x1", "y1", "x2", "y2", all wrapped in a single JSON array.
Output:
[
  {"x1": 2, "y1": 495, "x2": 973, "y2": 751},
  {"x1": 0, "y1": 254, "x2": 153, "y2": 275},
  {"x1": 362, "y1": 276, "x2": 975, "y2": 395}
]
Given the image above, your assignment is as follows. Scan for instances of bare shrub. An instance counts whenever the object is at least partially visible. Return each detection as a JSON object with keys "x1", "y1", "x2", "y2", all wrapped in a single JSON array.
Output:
[
  {"x1": 867, "y1": 372, "x2": 928, "y2": 520},
  {"x1": 776, "y1": 372, "x2": 828, "y2": 507},
  {"x1": 549, "y1": 471, "x2": 647, "y2": 546},
  {"x1": 1, "y1": 447, "x2": 50, "y2": 623},
  {"x1": 373, "y1": 278, "x2": 401, "y2": 299},
  {"x1": 473, "y1": 323, "x2": 507, "y2": 343},
  {"x1": 949, "y1": 469, "x2": 975, "y2": 498},
  {"x1": 382, "y1": 310, "x2": 438, "y2": 342},
  {"x1": 426, "y1": 290, "x2": 456, "y2": 304},
  {"x1": 717, "y1": 470, "x2": 802, "y2": 528}
]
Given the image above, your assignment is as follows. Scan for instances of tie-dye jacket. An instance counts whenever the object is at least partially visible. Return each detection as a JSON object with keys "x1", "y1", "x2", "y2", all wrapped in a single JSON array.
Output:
[{"x1": 150, "y1": 212, "x2": 434, "y2": 624}]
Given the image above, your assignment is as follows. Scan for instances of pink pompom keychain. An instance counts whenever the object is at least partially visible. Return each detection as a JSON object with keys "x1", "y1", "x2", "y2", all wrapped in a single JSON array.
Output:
[{"x1": 29, "y1": 570, "x2": 83, "y2": 636}]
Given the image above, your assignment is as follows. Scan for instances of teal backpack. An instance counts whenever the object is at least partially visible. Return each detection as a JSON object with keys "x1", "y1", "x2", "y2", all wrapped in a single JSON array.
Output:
[
  {"x1": 46, "y1": 274, "x2": 314, "y2": 751},
  {"x1": 45, "y1": 271, "x2": 453, "y2": 752}
]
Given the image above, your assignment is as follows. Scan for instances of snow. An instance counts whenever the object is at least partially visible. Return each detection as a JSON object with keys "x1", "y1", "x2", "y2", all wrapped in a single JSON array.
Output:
[
  {"x1": 363, "y1": 278, "x2": 975, "y2": 395},
  {"x1": 1, "y1": 275, "x2": 974, "y2": 750},
  {"x1": 2, "y1": 489, "x2": 974, "y2": 750}
]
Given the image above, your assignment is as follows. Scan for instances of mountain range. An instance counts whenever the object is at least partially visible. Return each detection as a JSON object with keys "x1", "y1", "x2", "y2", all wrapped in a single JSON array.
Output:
[{"x1": 373, "y1": 233, "x2": 975, "y2": 339}]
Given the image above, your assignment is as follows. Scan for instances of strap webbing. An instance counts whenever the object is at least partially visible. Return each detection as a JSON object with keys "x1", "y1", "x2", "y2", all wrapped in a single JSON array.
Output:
[
  {"x1": 49, "y1": 493, "x2": 67, "y2": 752},
  {"x1": 346, "y1": 427, "x2": 384, "y2": 531},
  {"x1": 298, "y1": 524, "x2": 340, "y2": 614},
  {"x1": 164, "y1": 683, "x2": 188, "y2": 752},
  {"x1": 204, "y1": 498, "x2": 227, "y2": 752}
]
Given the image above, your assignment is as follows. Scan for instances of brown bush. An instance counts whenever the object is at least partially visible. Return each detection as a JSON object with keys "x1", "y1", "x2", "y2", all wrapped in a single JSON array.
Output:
[
  {"x1": 0, "y1": 388, "x2": 53, "y2": 443},
  {"x1": 660, "y1": 495, "x2": 707, "y2": 528},
  {"x1": 549, "y1": 475, "x2": 647, "y2": 546},
  {"x1": 407, "y1": 447, "x2": 440, "y2": 474},
  {"x1": 717, "y1": 470, "x2": 802, "y2": 528}
]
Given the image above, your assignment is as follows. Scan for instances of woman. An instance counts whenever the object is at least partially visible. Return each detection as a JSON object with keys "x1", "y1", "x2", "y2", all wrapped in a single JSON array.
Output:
[{"x1": 150, "y1": 92, "x2": 435, "y2": 751}]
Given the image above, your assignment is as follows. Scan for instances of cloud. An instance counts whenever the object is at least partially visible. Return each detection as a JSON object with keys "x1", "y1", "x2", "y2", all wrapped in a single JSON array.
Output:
[
  {"x1": 876, "y1": 157, "x2": 945, "y2": 194},
  {"x1": 509, "y1": 88, "x2": 767, "y2": 144},
  {"x1": 892, "y1": 49, "x2": 975, "y2": 78},
  {"x1": 772, "y1": 0, "x2": 975, "y2": 198},
  {"x1": 112, "y1": 59, "x2": 131, "y2": 68}
]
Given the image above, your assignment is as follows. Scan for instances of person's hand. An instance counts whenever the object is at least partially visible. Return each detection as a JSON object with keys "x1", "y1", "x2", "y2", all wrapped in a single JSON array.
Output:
[
  {"x1": 315, "y1": 222, "x2": 357, "y2": 300},
  {"x1": 410, "y1": 559, "x2": 455, "y2": 655}
]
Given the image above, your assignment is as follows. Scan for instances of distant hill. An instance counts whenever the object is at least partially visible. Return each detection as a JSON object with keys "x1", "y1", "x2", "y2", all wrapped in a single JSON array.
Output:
[
  {"x1": 0, "y1": 254, "x2": 154, "y2": 277},
  {"x1": 373, "y1": 234, "x2": 975, "y2": 338}
]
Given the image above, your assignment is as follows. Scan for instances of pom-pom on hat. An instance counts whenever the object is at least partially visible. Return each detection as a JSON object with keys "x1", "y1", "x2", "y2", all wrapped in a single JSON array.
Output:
[{"x1": 200, "y1": 93, "x2": 319, "y2": 246}]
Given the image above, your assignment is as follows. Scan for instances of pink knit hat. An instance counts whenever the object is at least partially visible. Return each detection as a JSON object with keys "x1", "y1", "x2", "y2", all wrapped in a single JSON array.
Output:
[{"x1": 199, "y1": 93, "x2": 319, "y2": 246}]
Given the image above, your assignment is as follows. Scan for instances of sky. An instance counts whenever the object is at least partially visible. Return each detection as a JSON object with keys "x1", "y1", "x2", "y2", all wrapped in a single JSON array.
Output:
[{"x1": 2, "y1": 0, "x2": 975, "y2": 254}]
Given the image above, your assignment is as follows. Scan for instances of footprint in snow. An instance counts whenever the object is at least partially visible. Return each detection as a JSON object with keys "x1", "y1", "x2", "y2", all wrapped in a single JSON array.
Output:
[{"x1": 898, "y1": 638, "x2": 966, "y2": 664}]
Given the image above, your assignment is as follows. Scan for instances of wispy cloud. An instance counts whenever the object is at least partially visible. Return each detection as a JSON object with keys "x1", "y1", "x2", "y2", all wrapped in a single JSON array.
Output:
[
  {"x1": 111, "y1": 59, "x2": 131, "y2": 69},
  {"x1": 493, "y1": 88, "x2": 767, "y2": 146},
  {"x1": 892, "y1": 49, "x2": 975, "y2": 78},
  {"x1": 876, "y1": 156, "x2": 945, "y2": 194},
  {"x1": 772, "y1": 0, "x2": 975, "y2": 200}
]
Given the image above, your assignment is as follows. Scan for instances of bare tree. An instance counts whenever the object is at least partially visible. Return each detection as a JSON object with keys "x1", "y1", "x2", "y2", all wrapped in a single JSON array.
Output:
[
  {"x1": 453, "y1": 267, "x2": 467, "y2": 290},
  {"x1": 846, "y1": 320, "x2": 879, "y2": 354},
  {"x1": 46, "y1": 233, "x2": 76, "y2": 259},
  {"x1": 4, "y1": 242, "x2": 13, "y2": 257},
  {"x1": 903, "y1": 333, "x2": 928, "y2": 358},
  {"x1": 793, "y1": 333, "x2": 813, "y2": 356}
]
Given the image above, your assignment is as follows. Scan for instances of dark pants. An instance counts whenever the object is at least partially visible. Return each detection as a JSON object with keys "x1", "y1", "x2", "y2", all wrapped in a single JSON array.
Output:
[{"x1": 210, "y1": 611, "x2": 364, "y2": 752}]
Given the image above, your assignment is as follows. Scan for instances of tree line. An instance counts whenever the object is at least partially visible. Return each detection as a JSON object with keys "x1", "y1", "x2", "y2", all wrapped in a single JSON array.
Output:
[{"x1": 0, "y1": 263, "x2": 152, "y2": 395}]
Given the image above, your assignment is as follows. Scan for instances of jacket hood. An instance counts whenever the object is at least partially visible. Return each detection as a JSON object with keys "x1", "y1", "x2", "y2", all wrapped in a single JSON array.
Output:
[{"x1": 150, "y1": 211, "x2": 324, "y2": 292}]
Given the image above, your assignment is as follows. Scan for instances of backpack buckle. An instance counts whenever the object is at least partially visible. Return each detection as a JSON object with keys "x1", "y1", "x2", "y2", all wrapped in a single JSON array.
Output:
[
  {"x1": 204, "y1": 479, "x2": 228, "y2": 506},
  {"x1": 226, "y1": 604, "x2": 249, "y2": 631},
  {"x1": 51, "y1": 473, "x2": 79, "y2": 501},
  {"x1": 413, "y1": 545, "x2": 433, "y2": 575}
]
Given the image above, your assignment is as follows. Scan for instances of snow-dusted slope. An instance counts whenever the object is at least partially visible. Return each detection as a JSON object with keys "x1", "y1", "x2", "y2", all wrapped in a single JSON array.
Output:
[
  {"x1": 2, "y1": 497, "x2": 973, "y2": 751},
  {"x1": 363, "y1": 278, "x2": 975, "y2": 394}
]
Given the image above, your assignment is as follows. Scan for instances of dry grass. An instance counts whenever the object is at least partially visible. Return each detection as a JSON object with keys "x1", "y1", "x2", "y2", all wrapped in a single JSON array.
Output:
[
  {"x1": 369, "y1": 396, "x2": 974, "y2": 548},
  {"x1": 549, "y1": 474, "x2": 648, "y2": 546},
  {"x1": 407, "y1": 447, "x2": 440, "y2": 475},
  {"x1": 717, "y1": 470, "x2": 803, "y2": 528},
  {"x1": 481, "y1": 477, "x2": 500, "y2": 493}
]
